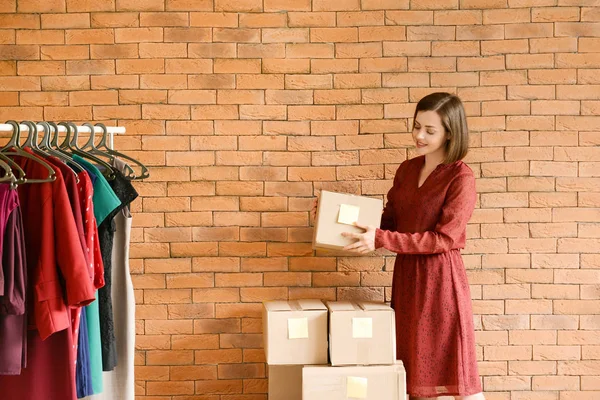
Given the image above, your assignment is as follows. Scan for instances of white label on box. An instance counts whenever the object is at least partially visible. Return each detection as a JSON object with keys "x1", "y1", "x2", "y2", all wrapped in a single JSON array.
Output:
[
  {"x1": 287, "y1": 317, "x2": 309, "y2": 339},
  {"x1": 352, "y1": 317, "x2": 373, "y2": 339},
  {"x1": 346, "y1": 376, "x2": 368, "y2": 399},
  {"x1": 338, "y1": 203, "x2": 360, "y2": 225}
]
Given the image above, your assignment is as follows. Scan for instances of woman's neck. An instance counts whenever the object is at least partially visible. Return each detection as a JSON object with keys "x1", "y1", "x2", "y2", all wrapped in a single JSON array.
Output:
[{"x1": 424, "y1": 151, "x2": 445, "y2": 170}]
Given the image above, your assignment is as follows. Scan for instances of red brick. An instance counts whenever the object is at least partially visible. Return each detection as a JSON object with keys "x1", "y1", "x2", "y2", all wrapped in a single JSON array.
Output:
[
  {"x1": 89, "y1": 12, "x2": 138, "y2": 27},
  {"x1": 481, "y1": 71, "x2": 528, "y2": 86},
  {"x1": 0, "y1": 14, "x2": 39, "y2": 29},
  {"x1": 166, "y1": 0, "x2": 213, "y2": 10},
  {"x1": 190, "y1": 12, "x2": 238, "y2": 27},
  {"x1": 140, "y1": 43, "x2": 187, "y2": 58},
  {"x1": 66, "y1": 59, "x2": 114, "y2": 75},
  {"x1": 407, "y1": 26, "x2": 455, "y2": 40},
  {"x1": 483, "y1": 8, "x2": 530, "y2": 24},
  {"x1": 314, "y1": 0, "x2": 360, "y2": 11},
  {"x1": 311, "y1": 27, "x2": 357, "y2": 43},
  {"x1": 336, "y1": 43, "x2": 382, "y2": 58},
  {"x1": 286, "y1": 12, "x2": 335, "y2": 28},
  {"x1": 16, "y1": 30, "x2": 64, "y2": 45},
  {"x1": 239, "y1": 44, "x2": 286, "y2": 58},
  {"x1": 18, "y1": 0, "x2": 65, "y2": 12},
  {"x1": 411, "y1": 0, "x2": 458, "y2": 8},
  {"x1": 214, "y1": 59, "x2": 261, "y2": 74},
  {"x1": 113, "y1": 28, "x2": 163, "y2": 43},
  {"x1": 90, "y1": 43, "x2": 138, "y2": 59},
  {"x1": 0, "y1": 45, "x2": 39, "y2": 60},
  {"x1": 506, "y1": 23, "x2": 553, "y2": 39},
  {"x1": 436, "y1": 10, "x2": 483, "y2": 25},
  {"x1": 481, "y1": 39, "x2": 529, "y2": 55},
  {"x1": 239, "y1": 13, "x2": 287, "y2": 28},
  {"x1": 195, "y1": 379, "x2": 243, "y2": 395},
  {"x1": 238, "y1": 74, "x2": 284, "y2": 89},
  {"x1": 287, "y1": 43, "x2": 334, "y2": 59},
  {"x1": 189, "y1": 43, "x2": 236, "y2": 58},
  {"x1": 192, "y1": 105, "x2": 239, "y2": 120}
]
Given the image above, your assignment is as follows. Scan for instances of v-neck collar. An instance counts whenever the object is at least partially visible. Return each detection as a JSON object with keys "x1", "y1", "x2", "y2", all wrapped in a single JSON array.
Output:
[{"x1": 415, "y1": 156, "x2": 452, "y2": 190}]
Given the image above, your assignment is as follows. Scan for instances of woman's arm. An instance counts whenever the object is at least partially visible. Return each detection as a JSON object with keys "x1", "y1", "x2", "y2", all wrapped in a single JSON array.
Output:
[{"x1": 374, "y1": 172, "x2": 476, "y2": 255}]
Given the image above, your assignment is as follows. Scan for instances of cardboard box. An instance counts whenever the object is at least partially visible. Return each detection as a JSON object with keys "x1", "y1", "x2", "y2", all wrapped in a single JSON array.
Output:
[
  {"x1": 302, "y1": 362, "x2": 406, "y2": 400},
  {"x1": 313, "y1": 190, "x2": 384, "y2": 251},
  {"x1": 327, "y1": 301, "x2": 396, "y2": 366},
  {"x1": 268, "y1": 365, "x2": 303, "y2": 400},
  {"x1": 263, "y1": 299, "x2": 328, "y2": 365}
]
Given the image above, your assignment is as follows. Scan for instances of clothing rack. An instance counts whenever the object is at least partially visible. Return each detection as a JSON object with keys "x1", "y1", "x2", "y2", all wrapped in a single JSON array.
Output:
[{"x1": 0, "y1": 123, "x2": 126, "y2": 150}]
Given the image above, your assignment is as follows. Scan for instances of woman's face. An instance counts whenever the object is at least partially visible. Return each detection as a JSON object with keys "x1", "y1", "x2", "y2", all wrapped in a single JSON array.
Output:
[{"x1": 412, "y1": 110, "x2": 448, "y2": 159}]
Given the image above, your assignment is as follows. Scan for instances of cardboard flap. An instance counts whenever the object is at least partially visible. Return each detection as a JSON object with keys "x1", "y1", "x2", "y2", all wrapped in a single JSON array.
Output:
[
  {"x1": 264, "y1": 299, "x2": 326, "y2": 312},
  {"x1": 264, "y1": 301, "x2": 293, "y2": 312},
  {"x1": 359, "y1": 302, "x2": 393, "y2": 311},
  {"x1": 326, "y1": 301, "x2": 360, "y2": 312},
  {"x1": 297, "y1": 299, "x2": 327, "y2": 311}
]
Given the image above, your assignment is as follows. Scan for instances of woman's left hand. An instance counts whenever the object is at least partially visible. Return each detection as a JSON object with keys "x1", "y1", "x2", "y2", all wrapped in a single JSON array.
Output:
[{"x1": 342, "y1": 222, "x2": 376, "y2": 254}]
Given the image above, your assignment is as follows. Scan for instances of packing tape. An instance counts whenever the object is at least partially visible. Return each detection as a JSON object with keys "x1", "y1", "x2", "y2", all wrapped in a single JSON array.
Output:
[{"x1": 357, "y1": 341, "x2": 369, "y2": 366}]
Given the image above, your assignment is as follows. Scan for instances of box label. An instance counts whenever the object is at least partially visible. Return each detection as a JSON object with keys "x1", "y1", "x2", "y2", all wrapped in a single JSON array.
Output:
[
  {"x1": 337, "y1": 203, "x2": 360, "y2": 225},
  {"x1": 346, "y1": 376, "x2": 368, "y2": 399},
  {"x1": 352, "y1": 317, "x2": 373, "y2": 339},
  {"x1": 287, "y1": 317, "x2": 309, "y2": 339}
]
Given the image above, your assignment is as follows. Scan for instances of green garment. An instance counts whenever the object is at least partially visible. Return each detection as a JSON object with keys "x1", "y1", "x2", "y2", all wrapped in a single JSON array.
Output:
[{"x1": 75, "y1": 155, "x2": 120, "y2": 394}]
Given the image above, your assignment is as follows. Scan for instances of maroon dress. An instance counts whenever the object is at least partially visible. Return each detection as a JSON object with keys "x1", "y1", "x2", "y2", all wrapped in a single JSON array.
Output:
[{"x1": 374, "y1": 155, "x2": 482, "y2": 397}]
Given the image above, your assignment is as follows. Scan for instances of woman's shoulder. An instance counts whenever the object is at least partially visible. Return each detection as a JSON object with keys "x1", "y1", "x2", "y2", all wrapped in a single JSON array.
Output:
[{"x1": 451, "y1": 159, "x2": 473, "y2": 176}]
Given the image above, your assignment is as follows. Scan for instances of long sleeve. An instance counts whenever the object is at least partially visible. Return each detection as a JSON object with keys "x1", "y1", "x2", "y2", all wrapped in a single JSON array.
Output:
[
  {"x1": 380, "y1": 163, "x2": 405, "y2": 232},
  {"x1": 374, "y1": 171, "x2": 476, "y2": 255}
]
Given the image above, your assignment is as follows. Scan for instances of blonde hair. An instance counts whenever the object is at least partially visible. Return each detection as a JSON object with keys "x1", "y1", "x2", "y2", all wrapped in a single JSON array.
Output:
[{"x1": 413, "y1": 92, "x2": 469, "y2": 164}]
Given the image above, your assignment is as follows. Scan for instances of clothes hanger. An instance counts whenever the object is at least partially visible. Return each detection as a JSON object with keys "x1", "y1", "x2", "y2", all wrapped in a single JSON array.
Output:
[
  {"x1": 92, "y1": 123, "x2": 148, "y2": 180},
  {"x1": 27, "y1": 121, "x2": 81, "y2": 184},
  {"x1": 0, "y1": 124, "x2": 26, "y2": 186},
  {"x1": 81, "y1": 122, "x2": 135, "y2": 179},
  {"x1": 1, "y1": 120, "x2": 56, "y2": 183},
  {"x1": 82, "y1": 123, "x2": 141, "y2": 180},
  {"x1": 0, "y1": 157, "x2": 18, "y2": 189},
  {"x1": 22, "y1": 121, "x2": 50, "y2": 157},
  {"x1": 59, "y1": 121, "x2": 116, "y2": 181}
]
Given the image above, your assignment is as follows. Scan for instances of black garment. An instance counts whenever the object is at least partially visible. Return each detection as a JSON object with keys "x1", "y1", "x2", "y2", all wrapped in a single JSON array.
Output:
[{"x1": 97, "y1": 170, "x2": 138, "y2": 371}]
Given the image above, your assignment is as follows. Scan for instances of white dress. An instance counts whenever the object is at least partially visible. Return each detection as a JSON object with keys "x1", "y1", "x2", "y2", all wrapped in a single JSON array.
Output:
[{"x1": 88, "y1": 158, "x2": 135, "y2": 400}]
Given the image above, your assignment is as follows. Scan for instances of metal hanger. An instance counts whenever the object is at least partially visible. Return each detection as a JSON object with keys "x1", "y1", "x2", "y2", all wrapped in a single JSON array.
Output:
[
  {"x1": 0, "y1": 123, "x2": 25, "y2": 186},
  {"x1": 1, "y1": 120, "x2": 56, "y2": 183},
  {"x1": 82, "y1": 123, "x2": 141, "y2": 180},
  {"x1": 26, "y1": 121, "x2": 81, "y2": 184},
  {"x1": 22, "y1": 121, "x2": 50, "y2": 157},
  {"x1": 59, "y1": 121, "x2": 116, "y2": 180},
  {"x1": 81, "y1": 122, "x2": 135, "y2": 179}
]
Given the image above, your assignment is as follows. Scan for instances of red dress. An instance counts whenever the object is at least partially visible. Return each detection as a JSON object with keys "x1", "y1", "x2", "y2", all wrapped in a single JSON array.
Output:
[{"x1": 374, "y1": 155, "x2": 482, "y2": 397}]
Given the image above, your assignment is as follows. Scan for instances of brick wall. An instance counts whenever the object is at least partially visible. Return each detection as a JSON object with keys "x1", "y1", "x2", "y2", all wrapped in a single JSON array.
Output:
[{"x1": 1, "y1": 0, "x2": 599, "y2": 399}]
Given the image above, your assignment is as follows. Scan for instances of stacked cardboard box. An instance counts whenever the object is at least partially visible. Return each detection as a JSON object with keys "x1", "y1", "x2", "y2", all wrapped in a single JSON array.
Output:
[
  {"x1": 263, "y1": 299, "x2": 329, "y2": 400},
  {"x1": 263, "y1": 299, "x2": 406, "y2": 400}
]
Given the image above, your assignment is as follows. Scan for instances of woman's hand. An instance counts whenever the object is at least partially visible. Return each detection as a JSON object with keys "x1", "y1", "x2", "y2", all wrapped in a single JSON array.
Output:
[{"x1": 342, "y1": 222, "x2": 376, "y2": 254}]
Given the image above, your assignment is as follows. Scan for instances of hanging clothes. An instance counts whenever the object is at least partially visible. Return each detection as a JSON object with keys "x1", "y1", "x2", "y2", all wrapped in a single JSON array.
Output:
[
  {"x1": 88, "y1": 158, "x2": 137, "y2": 400},
  {"x1": 72, "y1": 154, "x2": 120, "y2": 394},
  {"x1": 76, "y1": 169, "x2": 104, "y2": 398},
  {"x1": 0, "y1": 185, "x2": 27, "y2": 376},
  {"x1": 0, "y1": 149, "x2": 95, "y2": 400},
  {"x1": 97, "y1": 167, "x2": 138, "y2": 371}
]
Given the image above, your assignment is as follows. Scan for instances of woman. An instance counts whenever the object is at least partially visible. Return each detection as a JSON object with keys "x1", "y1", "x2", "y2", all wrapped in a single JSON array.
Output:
[{"x1": 324, "y1": 92, "x2": 485, "y2": 399}]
